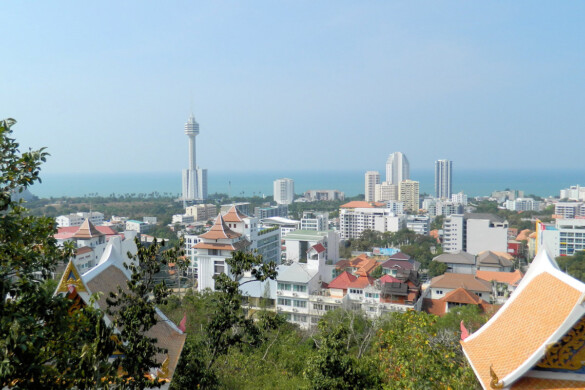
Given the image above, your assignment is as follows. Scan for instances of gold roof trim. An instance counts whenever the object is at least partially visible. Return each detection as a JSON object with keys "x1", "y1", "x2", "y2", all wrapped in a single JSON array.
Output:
[
  {"x1": 537, "y1": 315, "x2": 585, "y2": 371},
  {"x1": 490, "y1": 365, "x2": 503, "y2": 389},
  {"x1": 56, "y1": 261, "x2": 87, "y2": 294}
]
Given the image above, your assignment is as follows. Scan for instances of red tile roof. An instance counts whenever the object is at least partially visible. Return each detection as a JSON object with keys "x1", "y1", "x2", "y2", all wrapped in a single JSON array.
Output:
[
  {"x1": 58, "y1": 225, "x2": 118, "y2": 236},
  {"x1": 388, "y1": 252, "x2": 411, "y2": 261},
  {"x1": 380, "y1": 259, "x2": 415, "y2": 271},
  {"x1": 348, "y1": 276, "x2": 375, "y2": 289},
  {"x1": 310, "y1": 243, "x2": 326, "y2": 254},
  {"x1": 379, "y1": 274, "x2": 401, "y2": 284},
  {"x1": 328, "y1": 271, "x2": 357, "y2": 289},
  {"x1": 475, "y1": 270, "x2": 524, "y2": 287},
  {"x1": 335, "y1": 255, "x2": 379, "y2": 277}
]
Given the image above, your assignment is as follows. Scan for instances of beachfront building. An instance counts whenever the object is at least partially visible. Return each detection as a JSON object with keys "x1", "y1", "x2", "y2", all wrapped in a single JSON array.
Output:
[
  {"x1": 386, "y1": 152, "x2": 409, "y2": 185},
  {"x1": 273, "y1": 178, "x2": 294, "y2": 205},
  {"x1": 435, "y1": 159, "x2": 452, "y2": 200},
  {"x1": 339, "y1": 201, "x2": 405, "y2": 240},
  {"x1": 364, "y1": 171, "x2": 380, "y2": 202},
  {"x1": 560, "y1": 185, "x2": 585, "y2": 201}
]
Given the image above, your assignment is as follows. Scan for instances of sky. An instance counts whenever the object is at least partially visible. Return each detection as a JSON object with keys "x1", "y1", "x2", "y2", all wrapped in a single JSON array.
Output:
[{"x1": 2, "y1": 1, "x2": 585, "y2": 175}]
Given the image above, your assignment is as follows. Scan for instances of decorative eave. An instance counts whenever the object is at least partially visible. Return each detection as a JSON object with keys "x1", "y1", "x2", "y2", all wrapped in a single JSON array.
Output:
[{"x1": 55, "y1": 260, "x2": 89, "y2": 295}]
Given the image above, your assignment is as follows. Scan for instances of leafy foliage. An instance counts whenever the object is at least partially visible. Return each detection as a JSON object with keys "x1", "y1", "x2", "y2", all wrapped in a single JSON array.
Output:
[{"x1": 557, "y1": 251, "x2": 585, "y2": 282}]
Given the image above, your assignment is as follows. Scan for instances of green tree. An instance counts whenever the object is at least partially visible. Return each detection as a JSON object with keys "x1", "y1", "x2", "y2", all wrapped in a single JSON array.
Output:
[{"x1": 427, "y1": 260, "x2": 448, "y2": 277}]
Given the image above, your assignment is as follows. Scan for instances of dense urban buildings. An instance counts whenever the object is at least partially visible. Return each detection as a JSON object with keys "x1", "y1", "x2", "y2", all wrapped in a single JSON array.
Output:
[
  {"x1": 434, "y1": 159, "x2": 452, "y2": 199},
  {"x1": 182, "y1": 114, "x2": 207, "y2": 201},
  {"x1": 398, "y1": 180, "x2": 420, "y2": 212},
  {"x1": 273, "y1": 178, "x2": 294, "y2": 205},
  {"x1": 385, "y1": 152, "x2": 409, "y2": 185},
  {"x1": 303, "y1": 189, "x2": 345, "y2": 201},
  {"x1": 339, "y1": 201, "x2": 404, "y2": 240}
]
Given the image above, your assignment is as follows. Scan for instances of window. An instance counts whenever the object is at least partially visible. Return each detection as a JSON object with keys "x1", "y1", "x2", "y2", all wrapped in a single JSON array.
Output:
[
  {"x1": 350, "y1": 289, "x2": 362, "y2": 294},
  {"x1": 278, "y1": 298, "x2": 291, "y2": 306},
  {"x1": 278, "y1": 283, "x2": 291, "y2": 291},
  {"x1": 324, "y1": 305, "x2": 335, "y2": 311},
  {"x1": 209, "y1": 249, "x2": 219, "y2": 256},
  {"x1": 293, "y1": 314, "x2": 307, "y2": 322},
  {"x1": 214, "y1": 260, "x2": 224, "y2": 275},
  {"x1": 293, "y1": 300, "x2": 307, "y2": 308},
  {"x1": 366, "y1": 292, "x2": 379, "y2": 299},
  {"x1": 293, "y1": 284, "x2": 307, "y2": 292},
  {"x1": 313, "y1": 303, "x2": 323, "y2": 311},
  {"x1": 436, "y1": 290, "x2": 443, "y2": 295}
]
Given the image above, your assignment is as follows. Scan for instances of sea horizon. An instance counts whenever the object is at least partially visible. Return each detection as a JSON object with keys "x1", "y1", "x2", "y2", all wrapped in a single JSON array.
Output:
[{"x1": 28, "y1": 168, "x2": 585, "y2": 200}]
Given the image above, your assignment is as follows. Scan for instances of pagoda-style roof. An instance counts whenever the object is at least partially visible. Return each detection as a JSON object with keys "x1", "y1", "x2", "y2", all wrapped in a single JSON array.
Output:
[
  {"x1": 72, "y1": 218, "x2": 104, "y2": 239},
  {"x1": 199, "y1": 215, "x2": 241, "y2": 240},
  {"x1": 461, "y1": 250, "x2": 585, "y2": 389},
  {"x1": 222, "y1": 205, "x2": 249, "y2": 223}
]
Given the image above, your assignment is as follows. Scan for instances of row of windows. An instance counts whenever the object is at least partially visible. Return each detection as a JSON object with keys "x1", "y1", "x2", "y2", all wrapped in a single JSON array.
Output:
[
  {"x1": 277, "y1": 298, "x2": 307, "y2": 308},
  {"x1": 312, "y1": 303, "x2": 337, "y2": 311},
  {"x1": 349, "y1": 289, "x2": 363, "y2": 294},
  {"x1": 278, "y1": 283, "x2": 307, "y2": 292}
]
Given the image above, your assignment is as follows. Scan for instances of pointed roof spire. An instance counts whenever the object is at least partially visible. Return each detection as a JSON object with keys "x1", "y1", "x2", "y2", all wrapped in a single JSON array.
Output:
[
  {"x1": 222, "y1": 205, "x2": 249, "y2": 223},
  {"x1": 199, "y1": 214, "x2": 241, "y2": 240},
  {"x1": 72, "y1": 218, "x2": 104, "y2": 239}
]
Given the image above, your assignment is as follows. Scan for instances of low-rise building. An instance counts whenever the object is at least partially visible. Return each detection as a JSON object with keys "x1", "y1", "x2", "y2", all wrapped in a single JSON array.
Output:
[
  {"x1": 56, "y1": 211, "x2": 104, "y2": 227},
  {"x1": 300, "y1": 211, "x2": 328, "y2": 231},
  {"x1": 185, "y1": 204, "x2": 217, "y2": 222}
]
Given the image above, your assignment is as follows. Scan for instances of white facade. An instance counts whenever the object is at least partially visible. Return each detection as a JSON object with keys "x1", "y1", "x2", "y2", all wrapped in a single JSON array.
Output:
[
  {"x1": 399, "y1": 180, "x2": 420, "y2": 212},
  {"x1": 540, "y1": 218, "x2": 585, "y2": 258},
  {"x1": 364, "y1": 171, "x2": 380, "y2": 202},
  {"x1": 443, "y1": 214, "x2": 466, "y2": 253},
  {"x1": 301, "y1": 211, "x2": 328, "y2": 231},
  {"x1": 406, "y1": 215, "x2": 430, "y2": 235},
  {"x1": 560, "y1": 185, "x2": 585, "y2": 201},
  {"x1": 385, "y1": 201, "x2": 405, "y2": 215},
  {"x1": 340, "y1": 205, "x2": 405, "y2": 240},
  {"x1": 186, "y1": 204, "x2": 217, "y2": 222},
  {"x1": 125, "y1": 220, "x2": 153, "y2": 233},
  {"x1": 554, "y1": 202, "x2": 585, "y2": 219},
  {"x1": 386, "y1": 152, "x2": 409, "y2": 185},
  {"x1": 172, "y1": 214, "x2": 195, "y2": 224},
  {"x1": 56, "y1": 212, "x2": 104, "y2": 228},
  {"x1": 434, "y1": 159, "x2": 452, "y2": 199},
  {"x1": 505, "y1": 198, "x2": 543, "y2": 212},
  {"x1": 182, "y1": 114, "x2": 207, "y2": 201},
  {"x1": 273, "y1": 178, "x2": 294, "y2": 205},
  {"x1": 374, "y1": 181, "x2": 398, "y2": 202},
  {"x1": 466, "y1": 216, "x2": 509, "y2": 255},
  {"x1": 451, "y1": 192, "x2": 468, "y2": 206},
  {"x1": 284, "y1": 230, "x2": 339, "y2": 265}
]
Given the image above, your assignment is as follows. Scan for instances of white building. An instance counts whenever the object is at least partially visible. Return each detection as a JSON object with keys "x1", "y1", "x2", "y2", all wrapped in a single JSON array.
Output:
[
  {"x1": 374, "y1": 181, "x2": 398, "y2": 202},
  {"x1": 435, "y1": 159, "x2": 452, "y2": 200},
  {"x1": 406, "y1": 215, "x2": 430, "y2": 235},
  {"x1": 303, "y1": 189, "x2": 345, "y2": 202},
  {"x1": 125, "y1": 219, "x2": 153, "y2": 233},
  {"x1": 364, "y1": 171, "x2": 380, "y2": 202},
  {"x1": 56, "y1": 211, "x2": 104, "y2": 228},
  {"x1": 273, "y1": 178, "x2": 294, "y2": 205},
  {"x1": 560, "y1": 185, "x2": 585, "y2": 201},
  {"x1": 260, "y1": 216, "x2": 301, "y2": 238},
  {"x1": 386, "y1": 152, "x2": 409, "y2": 185},
  {"x1": 183, "y1": 233, "x2": 201, "y2": 276},
  {"x1": 505, "y1": 198, "x2": 543, "y2": 212},
  {"x1": 540, "y1": 218, "x2": 585, "y2": 258},
  {"x1": 385, "y1": 201, "x2": 404, "y2": 215},
  {"x1": 451, "y1": 192, "x2": 468, "y2": 206},
  {"x1": 284, "y1": 229, "x2": 340, "y2": 265},
  {"x1": 443, "y1": 214, "x2": 509, "y2": 255},
  {"x1": 300, "y1": 211, "x2": 328, "y2": 231},
  {"x1": 399, "y1": 180, "x2": 420, "y2": 212},
  {"x1": 171, "y1": 214, "x2": 195, "y2": 225},
  {"x1": 554, "y1": 202, "x2": 585, "y2": 219},
  {"x1": 339, "y1": 201, "x2": 404, "y2": 240},
  {"x1": 182, "y1": 114, "x2": 207, "y2": 201}
]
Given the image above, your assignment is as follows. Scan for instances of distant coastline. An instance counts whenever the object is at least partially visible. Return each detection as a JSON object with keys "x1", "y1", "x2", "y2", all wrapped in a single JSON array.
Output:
[{"x1": 30, "y1": 169, "x2": 585, "y2": 200}]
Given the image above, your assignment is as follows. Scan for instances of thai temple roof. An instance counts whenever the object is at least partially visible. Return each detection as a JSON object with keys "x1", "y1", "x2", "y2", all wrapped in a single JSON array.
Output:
[
  {"x1": 199, "y1": 214, "x2": 241, "y2": 240},
  {"x1": 72, "y1": 218, "x2": 104, "y2": 239},
  {"x1": 461, "y1": 249, "x2": 585, "y2": 389}
]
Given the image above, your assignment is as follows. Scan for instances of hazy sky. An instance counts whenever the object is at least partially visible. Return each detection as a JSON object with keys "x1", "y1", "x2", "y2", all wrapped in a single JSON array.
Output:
[{"x1": 3, "y1": 2, "x2": 584, "y2": 174}]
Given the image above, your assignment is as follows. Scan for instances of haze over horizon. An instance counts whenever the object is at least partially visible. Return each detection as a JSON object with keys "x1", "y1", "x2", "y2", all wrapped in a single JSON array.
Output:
[{"x1": 3, "y1": 2, "x2": 584, "y2": 174}]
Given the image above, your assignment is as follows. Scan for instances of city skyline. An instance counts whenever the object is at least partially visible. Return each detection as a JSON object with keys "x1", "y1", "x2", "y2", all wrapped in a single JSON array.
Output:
[{"x1": 3, "y1": 2, "x2": 585, "y2": 174}]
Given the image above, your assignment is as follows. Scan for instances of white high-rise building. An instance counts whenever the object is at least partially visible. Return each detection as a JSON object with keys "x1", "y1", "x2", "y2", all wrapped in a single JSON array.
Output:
[
  {"x1": 182, "y1": 114, "x2": 207, "y2": 201},
  {"x1": 274, "y1": 178, "x2": 294, "y2": 205},
  {"x1": 385, "y1": 152, "x2": 410, "y2": 185},
  {"x1": 364, "y1": 171, "x2": 380, "y2": 202},
  {"x1": 435, "y1": 159, "x2": 452, "y2": 199}
]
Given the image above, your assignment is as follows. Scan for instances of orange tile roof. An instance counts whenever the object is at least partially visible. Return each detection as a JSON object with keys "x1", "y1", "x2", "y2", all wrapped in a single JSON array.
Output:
[
  {"x1": 430, "y1": 273, "x2": 492, "y2": 292},
  {"x1": 476, "y1": 270, "x2": 524, "y2": 287},
  {"x1": 340, "y1": 201, "x2": 386, "y2": 208},
  {"x1": 199, "y1": 215, "x2": 241, "y2": 240},
  {"x1": 328, "y1": 271, "x2": 357, "y2": 289},
  {"x1": 515, "y1": 229, "x2": 532, "y2": 241},
  {"x1": 442, "y1": 287, "x2": 483, "y2": 305},
  {"x1": 222, "y1": 205, "x2": 248, "y2": 222},
  {"x1": 379, "y1": 275, "x2": 401, "y2": 284},
  {"x1": 422, "y1": 298, "x2": 446, "y2": 316},
  {"x1": 193, "y1": 240, "x2": 250, "y2": 251},
  {"x1": 335, "y1": 255, "x2": 379, "y2": 277},
  {"x1": 511, "y1": 377, "x2": 585, "y2": 389},
  {"x1": 348, "y1": 276, "x2": 374, "y2": 289},
  {"x1": 462, "y1": 272, "x2": 583, "y2": 389}
]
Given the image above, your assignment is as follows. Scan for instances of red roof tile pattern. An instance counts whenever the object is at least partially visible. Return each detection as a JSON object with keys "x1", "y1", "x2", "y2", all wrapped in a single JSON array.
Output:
[
  {"x1": 430, "y1": 273, "x2": 492, "y2": 292},
  {"x1": 348, "y1": 276, "x2": 375, "y2": 289},
  {"x1": 380, "y1": 259, "x2": 415, "y2": 271},
  {"x1": 335, "y1": 254, "x2": 379, "y2": 277},
  {"x1": 379, "y1": 275, "x2": 401, "y2": 284},
  {"x1": 328, "y1": 271, "x2": 358, "y2": 289},
  {"x1": 310, "y1": 243, "x2": 326, "y2": 254},
  {"x1": 475, "y1": 270, "x2": 524, "y2": 287},
  {"x1": 388, "y1": 252, "x2": 411, "y2": 261}
]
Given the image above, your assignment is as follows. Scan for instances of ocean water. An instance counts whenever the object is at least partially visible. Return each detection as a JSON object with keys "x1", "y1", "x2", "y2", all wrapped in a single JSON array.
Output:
[{"x1": 29, "y1": 169, "x2": 585, "y2": 199}]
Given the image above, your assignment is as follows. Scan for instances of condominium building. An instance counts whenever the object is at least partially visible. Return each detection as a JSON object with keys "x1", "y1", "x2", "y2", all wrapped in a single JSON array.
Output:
[
  {"x1": 386, "y1": 152, "x2": 409, "y2": 185},
  {"x1": 399, "y1": 180, "x2": 420, "y2": 212},
  {"x1": 303, "y1": 189, "x2": 345, "y2": 202},
  {"x1": 560, "y1": 185, "x2": 585, "y2": 201},
  {"x1": 185, "y1": 204, "x2": 217, "y2": 222},
  {"x1": 505, "y1": 198, "x2": 543, "y2": 212},
  {"x1": 442, "y1": 214, "x2": 509, "y2": 255},
  {"x1": 364, "y1": 171, "x2": 380, "y2": 202},
  {"x1": 554, "y1": 202, "x2": 585, "y2": 219},
  {"x1": 273, "y1": 178, "x2": 294, "y2": 205},
  {"x1": 300, "y1": 211, "x2": 328, "y2": 231},
  {"x1": 540, "y1": 218, "x2": 585, "y2": 258},
  {"x1": 435, "y1": 159, "x2": 452, "y2": 199},
  {"x1": 254, "y1": 204, "x2": 288, "y2": 219},
  {"x1": 374, "y1": 182, "x2": 398, "y2": 202},
  {"x1": 451, "y1": 192, "x2": 468, "y2": 206},
  {"x1": 406, "y1": 215, "x2": 430, "y2": 235},
  {"x1": 339, "y1": 201, "x2": 404, "y2": 240}
]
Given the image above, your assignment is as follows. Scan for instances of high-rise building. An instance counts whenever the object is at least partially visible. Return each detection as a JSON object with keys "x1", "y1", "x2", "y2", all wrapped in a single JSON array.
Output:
[
  {"x1": 435, "y1": 159, "x2": 452, "y2": 199},
  {"x1": 364, "y1": 171, "x2": 380, "y2": 202},
  {"x1": 374, "y1": 182, "x2": 398, "y2": 202},
  {"x1": 386, "y1": 152, "x2": 410, "y2": 185},
  {"x1": 399, "y1": 180, "x2": 420, "y2": 212},
  {"x1": 274, "y1": 178, "x2": 294, "y2": 205},
  {"x1": 182, "y1": 114, "x2": 207, "y2": 201}
]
